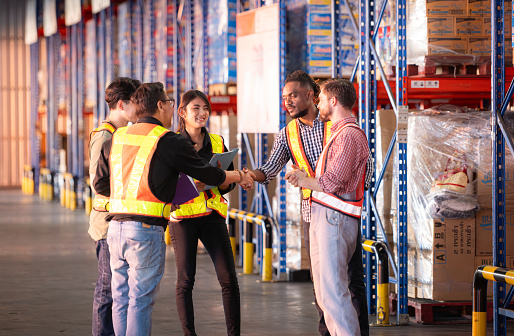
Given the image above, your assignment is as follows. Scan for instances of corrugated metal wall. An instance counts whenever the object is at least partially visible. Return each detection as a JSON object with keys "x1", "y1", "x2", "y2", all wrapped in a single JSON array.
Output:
[{"x1": 0, "y1": 0, "x2": 31, "y2": 188}]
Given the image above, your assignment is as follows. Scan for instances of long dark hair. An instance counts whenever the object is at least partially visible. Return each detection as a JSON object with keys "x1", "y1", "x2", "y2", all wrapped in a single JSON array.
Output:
[{"x1": 176, "y1": 90, "x2": 212, "y2": 134}]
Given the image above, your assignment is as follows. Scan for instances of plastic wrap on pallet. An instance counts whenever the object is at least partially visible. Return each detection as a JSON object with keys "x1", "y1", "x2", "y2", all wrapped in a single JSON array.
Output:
[
  {"x1": 391, "y1": 106, "x2": 514, "y2": 300},
  {"x1": 406, "y1": 106, "x2": 488, "y2": 248}
]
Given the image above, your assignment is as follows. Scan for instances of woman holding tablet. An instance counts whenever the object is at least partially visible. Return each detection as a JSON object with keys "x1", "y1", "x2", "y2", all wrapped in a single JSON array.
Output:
[{"x1": 170, "y1": 90, "x2": 248, "y2": 336}]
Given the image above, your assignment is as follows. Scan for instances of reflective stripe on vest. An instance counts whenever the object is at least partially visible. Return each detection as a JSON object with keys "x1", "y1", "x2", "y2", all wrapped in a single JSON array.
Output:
[
  {"x1": 285, "y1": 119, "x2": 332, "y2": 199},
  {"x1": 91, "y1": 122, "x2": 117, "y2": 212},
  {"x1": 311, "y1": 123, "x2": 365, "y2": 218},
  {"x1": 172, "y1": 134, "x2": 229, "y2": 219},
  {"x1": 108, "y1": 123, "x2": 171, "y2": 218}
]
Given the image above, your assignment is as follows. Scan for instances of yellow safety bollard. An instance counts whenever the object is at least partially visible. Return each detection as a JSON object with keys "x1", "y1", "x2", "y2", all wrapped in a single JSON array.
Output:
[
  {"x1": 28, "y1": 168, "x2": 34, "y2": 195},
  {"x1": 362, "y1": 239, "x2": 390, "y2": 326},
  {"x1": 165, "y1": 226, "x2": 171, "y2": 245},
  {"x1": 84, "y1": 179, "x2": 92, "y2": 216},
  {"x1": 227, "y1": 216, "x2": 237, "y2": 263},
  {"x1": 68, "y1": 174, "x2": 76, "y2": 211},
  {"x1": 61, "y1": 174, "x2": 67, "y2": 207},
  {"x1": 260, "y1": 218, "x2": 273, "y2": 282}
]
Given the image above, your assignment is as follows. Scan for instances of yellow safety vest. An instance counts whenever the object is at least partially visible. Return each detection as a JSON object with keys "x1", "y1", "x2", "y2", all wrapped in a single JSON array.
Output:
[
  {"x1": 285, "y1": 119, "x2": 332, "y2": 199},
  {"x1": 108, "y1": 123, "x2": 174, "y2": 218},
  {"x1": 91, "y1": 121, "x2": 117, "y2": 212},
  {"x1": 172, "y1": 133, "x2": 229, "y2": 219}
]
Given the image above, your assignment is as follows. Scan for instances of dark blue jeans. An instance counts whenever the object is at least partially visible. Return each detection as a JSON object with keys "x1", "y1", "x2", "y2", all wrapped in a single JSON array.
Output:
[
  {"x1": 304, "y1": 220, "x2": 369, "y2": 336},
  {"x1": 93, "y1": 239, "x2": 114, "y2": 336}
]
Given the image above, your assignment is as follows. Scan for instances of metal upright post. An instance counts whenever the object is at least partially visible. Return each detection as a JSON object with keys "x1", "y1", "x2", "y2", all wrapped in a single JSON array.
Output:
[
  {"x1": 77, "y1": 18, "x2": 85, "y2": 180},
  {"x1": 97, "y1": 11, "x2": 107, "y2": 123},
  {"x1": 30, "y1": 42, "x2": 40, "y2": 190},
  {"x1": 278, "y1": 0, "x2": 287, "y2": 279},
  {"x1": 203, "y1": 0, "x2": 209, "y2": 93},
  {"x1": 106, "y1": 5, "x2": 115, "y2": 84},
  {"x1": 396, "y1": 0, "x2": 409, "y2": 325},
  {"x1": 492, "y1": 1, "x2": 507, "y2": 335},
  {"x1": 331, "y1": 0, "x2": 341, "y2": 77},
  {"x1": 359, "y1": 0, "x2": 378, "y2": 314}
]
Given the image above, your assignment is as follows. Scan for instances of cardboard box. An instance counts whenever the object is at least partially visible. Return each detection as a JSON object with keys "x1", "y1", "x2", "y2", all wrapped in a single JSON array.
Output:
[
  {"x1": 426, "y1": 0, "x2": 467, "y2": 16},
  {"x1": 468, "y1": 0, "x2": 490, "y2": 16},
  {"x1": 483, "y1": 16, "x2": 512, "y2": 38},
  {"x1": 428, "y1": 37, "x2": 467, "y2": 54},
  {"x1": 468, "y1": 37, "x2": 490, "y2": 55},
  {"x1": 427, "y1": 17, "x2": 455, "y2": 37},
  {"x1": 476, "y1": 210, "x2": 514, "y2": 255},
  {"x1": 475, "y1": 168, "x2": 514, "y2": 211},
  {"x1": 415, "y1": 218, "x2": 476, "y2": 301},
  {"x1": 455, "y1": 17, "x2": 483, "y2": 36}
]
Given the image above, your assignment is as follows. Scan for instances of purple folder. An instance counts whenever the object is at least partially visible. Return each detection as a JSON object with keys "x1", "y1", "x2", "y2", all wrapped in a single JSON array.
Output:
[{"x1": 172, "y1": 172, "x2": 199, "y2": 205}]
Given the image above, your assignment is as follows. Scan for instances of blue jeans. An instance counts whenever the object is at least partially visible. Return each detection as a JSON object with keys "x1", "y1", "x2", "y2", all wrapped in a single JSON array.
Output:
[
  {"x1": 107, "y1": 221, "x2": 166, "y2": 336},
  {"x1": 93, "y1": 239, "x2": 115, "y2": 336}
]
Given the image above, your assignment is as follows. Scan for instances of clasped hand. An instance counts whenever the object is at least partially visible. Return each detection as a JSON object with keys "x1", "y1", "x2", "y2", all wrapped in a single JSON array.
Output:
[
  {"x1": 285, "y1": 164, "x2": 308, "y2": 188},
  {"x1": 239, "y1": 168, "x2": 256, "y2": 191}
]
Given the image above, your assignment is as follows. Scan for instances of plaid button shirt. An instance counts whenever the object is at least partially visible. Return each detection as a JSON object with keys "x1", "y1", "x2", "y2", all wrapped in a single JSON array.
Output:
[{"x1": 257, "y1": 115, "x2": 374, "y2": 223}]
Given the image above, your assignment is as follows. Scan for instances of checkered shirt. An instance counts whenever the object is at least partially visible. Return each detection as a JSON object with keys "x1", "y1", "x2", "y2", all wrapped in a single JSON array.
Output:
[{"x1": 257, "y1": 115, "x2": 374, "y2": 223}]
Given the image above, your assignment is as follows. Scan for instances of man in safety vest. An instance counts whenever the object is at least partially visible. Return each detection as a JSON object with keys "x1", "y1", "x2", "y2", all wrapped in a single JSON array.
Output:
[
  {"x1": 88, "y1": 77, "x2": 141, "y2": 336},
  {"x1": 246, "y1": 70, "x2": 370, "y2": 336},
  {"x1": 286, "y1": 78, "x2": 369, "y2": 336},
  {"x1": 93, "y1": 82, "x2": 253, "y2": 336}
]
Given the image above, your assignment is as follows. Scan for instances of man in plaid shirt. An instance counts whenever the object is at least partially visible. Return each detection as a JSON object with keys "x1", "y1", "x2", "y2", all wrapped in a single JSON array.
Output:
[
  {"x1": 247, "y1": 71, "x2": 371, "y2": 336},
  {"x1": 286, "y1": 78, "x2": 369, "y2": 336}
]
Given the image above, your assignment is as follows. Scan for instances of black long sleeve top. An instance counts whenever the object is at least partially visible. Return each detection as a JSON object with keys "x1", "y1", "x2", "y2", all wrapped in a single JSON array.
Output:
[{"x1": 93, "y1": 116, "x2": 227, "y2": 228}]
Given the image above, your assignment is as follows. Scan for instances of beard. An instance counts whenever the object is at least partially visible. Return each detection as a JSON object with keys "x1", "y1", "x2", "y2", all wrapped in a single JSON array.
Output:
[
  {"x1": 319, "y1": 108, "x2": 331, "y2": 122},
  {"x1": 290, "y1": 106, "x2": 309, "y2": 119}
]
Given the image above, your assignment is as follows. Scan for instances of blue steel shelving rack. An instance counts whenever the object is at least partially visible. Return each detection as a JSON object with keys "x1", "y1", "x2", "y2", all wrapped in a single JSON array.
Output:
[
  {"x1": 492, "y1": 1, "x2": 509, "y2": 335},
  {"x1": 236, "y1": 0, "x2": 287, "y2": 280},
  {"x1": 338, "y1": 0, "x2": 409, "y2": 323}
]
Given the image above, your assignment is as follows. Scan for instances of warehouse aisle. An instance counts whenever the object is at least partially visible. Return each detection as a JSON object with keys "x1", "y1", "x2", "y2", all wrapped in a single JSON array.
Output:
[{"x1": 0, "y1": 189, "x2": 504, "y2": 335}]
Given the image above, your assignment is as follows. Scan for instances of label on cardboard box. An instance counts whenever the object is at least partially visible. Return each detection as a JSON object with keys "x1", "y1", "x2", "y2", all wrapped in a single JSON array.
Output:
[
  {"x1": 476, "y1": 210, "x2": 514, "y2": 255},
  {"x1": 455, "y1": 17, "x2": 483, "y2": 36},
  {"x1": 427, "y1": 17, "x2": 455, "y2": 37},
  {"x1": 468, "y1": 0, "x2": 491, "y2": 16},
  {"x1": 428, "y1": 37, "x2": 467, "y2": 54},
  {"x1": 426, "y1": 0, "x2": 467, "y2": 16},
  {"x1": 416, "y1": 218, "x2": 476, "y2": 301}
]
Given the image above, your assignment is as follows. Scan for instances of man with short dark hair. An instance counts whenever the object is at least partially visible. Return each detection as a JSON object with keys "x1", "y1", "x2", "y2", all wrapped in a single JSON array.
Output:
[
  {"x1": 246, "y1": 71, "x2": 370, "y2": 336},
  {"x1": 93, "y1": 82, "x2": 253, "y2": 335},
  {"x1": 89, "y1": 76, "x2": 141, "y2": 336},
  {"x1": 286, "y1": 78, "x2": 369, "y2": 336}
]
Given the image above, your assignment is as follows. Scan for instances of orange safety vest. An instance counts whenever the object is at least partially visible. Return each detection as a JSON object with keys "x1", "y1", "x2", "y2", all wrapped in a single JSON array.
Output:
[
  {"x1": 108, "y1": 123, "x2": 174, "y2": 218},
  {"x1": 285, "y1": 119, "x2": 332, "y2": 199},
  {"x1": 91, "y1": 121, "x2": 117, "y2": 212},
  {"x1": 171, "y1": 134, "x2": 229, "y2": 219},
  {"x1": 311, "y1": 123, "x2": 365, "y2": 218}
]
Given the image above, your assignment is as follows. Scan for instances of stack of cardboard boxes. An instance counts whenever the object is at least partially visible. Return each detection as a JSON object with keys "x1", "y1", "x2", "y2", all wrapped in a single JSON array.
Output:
[
  {"x1": 408, "y1": 0, "x2": 512, "y2": 62},
  {"x1": 405, "y1": 111, "x2": 490, "y2": 301}
]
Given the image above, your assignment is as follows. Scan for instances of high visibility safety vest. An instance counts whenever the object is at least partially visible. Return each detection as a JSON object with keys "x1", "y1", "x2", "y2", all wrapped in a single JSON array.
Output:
[
  {"x1": 285, "y1": 119, "x2": 332, "y2": 199},
  {"x1": 171, "y1": 134, "x2": 229, "y2": 219},
  {"x1": 108, "y1": 123, "x2": 174, "y2": 218},
  {"x1": 311, "y1": 123, "x2": 366, "y2": 218},
  {"x1": 91, "y1": 121, "x2": 117, "y2": 212}
]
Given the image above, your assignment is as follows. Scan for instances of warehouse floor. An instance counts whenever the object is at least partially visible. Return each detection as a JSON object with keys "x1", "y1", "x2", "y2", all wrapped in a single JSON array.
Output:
[{"x1": 0, "y1": 189, "x2": 509, "y2": 336}]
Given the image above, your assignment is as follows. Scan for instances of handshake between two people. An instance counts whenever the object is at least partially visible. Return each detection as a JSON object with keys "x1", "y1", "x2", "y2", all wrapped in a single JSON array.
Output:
[
  {"x1": 193, "y1": 163, "x2": 257, "y2": 193},
  {"x1": 285, "y1": 164, "x2": 321, "y2": 191}
]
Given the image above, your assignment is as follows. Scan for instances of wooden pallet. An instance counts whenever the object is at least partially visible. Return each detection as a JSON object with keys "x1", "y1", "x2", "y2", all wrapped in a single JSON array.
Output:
[
  {"x1": 392, "y1": 55, "x2": 513, "y2": 77},
  {"x1": 389, "y1": 294, "x2": 476, "y2": 325}
]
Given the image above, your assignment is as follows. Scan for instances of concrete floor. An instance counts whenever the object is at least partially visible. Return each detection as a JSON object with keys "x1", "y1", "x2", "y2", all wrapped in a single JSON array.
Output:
[{"x1": 0, "y1": 189, "x2": 507, "y2": 335}]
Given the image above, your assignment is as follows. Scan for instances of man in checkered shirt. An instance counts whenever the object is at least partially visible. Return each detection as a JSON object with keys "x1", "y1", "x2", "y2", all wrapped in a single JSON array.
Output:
[{"x1": 247, "y1": 71, "x2": 372, "y2": 336}]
